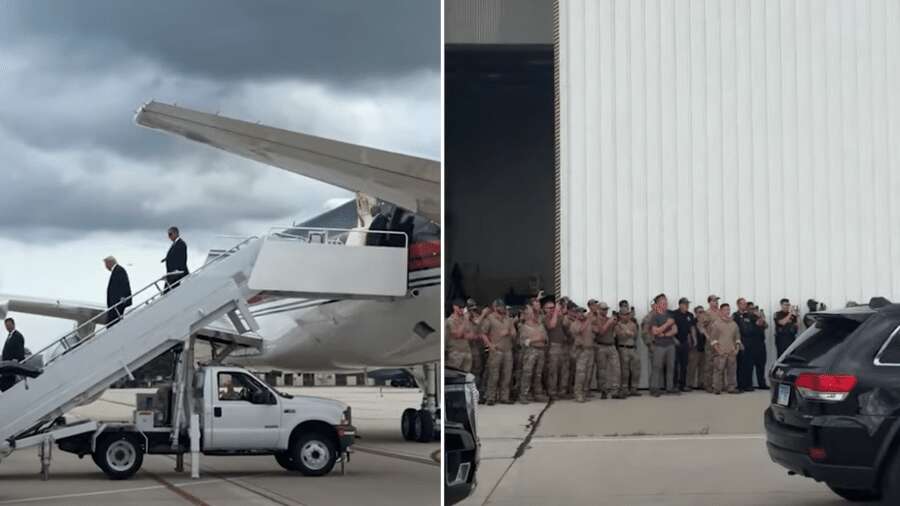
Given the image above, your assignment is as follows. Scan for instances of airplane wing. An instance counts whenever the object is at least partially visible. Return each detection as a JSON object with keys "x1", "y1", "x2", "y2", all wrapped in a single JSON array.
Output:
[
  {"x1": 0, "y1": 295, "x2": 104, "y2": 324},
  {"x1": 135, "y1": 101, "x2": 440, "y2": 224}
]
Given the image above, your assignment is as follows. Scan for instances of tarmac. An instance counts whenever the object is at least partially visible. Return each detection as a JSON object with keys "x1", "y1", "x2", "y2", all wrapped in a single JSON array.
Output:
[
  {"x1": 461, "y1": 390, "x2": 845, "y2": 506},
  {"x1": 0, "y1": 386, "x2": 439, "y2": 506}
]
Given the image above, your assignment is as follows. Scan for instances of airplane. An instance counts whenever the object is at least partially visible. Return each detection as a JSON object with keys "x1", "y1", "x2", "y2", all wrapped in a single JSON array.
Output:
[{"x1": 0, "y1": 101, "x2": 442, "y2": 442}]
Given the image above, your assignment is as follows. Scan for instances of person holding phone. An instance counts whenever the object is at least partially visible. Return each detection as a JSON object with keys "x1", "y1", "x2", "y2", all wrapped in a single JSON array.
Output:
[{"x1": 774, "y1": 298, "x2": 800, "y2": 358}]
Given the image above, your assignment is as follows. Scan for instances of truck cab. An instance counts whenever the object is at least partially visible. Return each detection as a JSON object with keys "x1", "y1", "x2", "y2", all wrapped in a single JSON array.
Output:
[{"x1": 57, "y1": 365, "x2": 356, "y2": 479}]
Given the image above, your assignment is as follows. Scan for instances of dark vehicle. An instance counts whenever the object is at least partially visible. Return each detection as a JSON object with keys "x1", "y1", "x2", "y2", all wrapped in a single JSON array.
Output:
[
  {"x1": 765, "y1": 297, "x2": 900, "y2": 503},
  {"x1": 444, "y1": 367, "x2": 479, "y2": 505}
]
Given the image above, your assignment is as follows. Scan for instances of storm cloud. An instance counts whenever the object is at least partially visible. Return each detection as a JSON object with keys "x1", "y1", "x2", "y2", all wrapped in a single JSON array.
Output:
[{"x1": 0, "y1": 0, "x2": 439, "y2": 347}]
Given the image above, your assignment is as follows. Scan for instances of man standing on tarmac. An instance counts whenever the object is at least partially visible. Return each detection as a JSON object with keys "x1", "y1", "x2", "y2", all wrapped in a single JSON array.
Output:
[
  {"x1": 517, "y1": 306, "x2": 548, "y2": 404},
  {"x1": 445, "y1": 299, "x2": 474, "y2": 372},
  {"x1": 687, "y1": 306, "x2": 707, "y2": 390},
  {"x1": 697, "y1": 295, "x2": 721, "y2": 393},
  {"x1": 709, "y1": 303, "x2": 742, "y2": 394},
  {"x1": 648, "y1": 294, "x2": 679, "y2": 396},
  {"x1": 773, "y1": 298, "x2": 800, "y2": 358},
  {"x1": 481, "y1": 299, "x2": 516, "y2": 405},
  {"x1": 672, "y1": 297, "x2": 697, "y2": 392},
  {"x1": 733, "y1": 298, "x2": 766, "y2": 391},
  {"x1": 570, "y1": 307, "x2": 595, "y2": 403},
  {"x1": 592, "y1": 301, "x2": 623, "y2": 399},
  {"x1": 466, "y1": 298, "x2": 486, "y2": 395},
  {"x1": 615, "y1": 302, "x2": 641, "y2": 397},
  {"x1": 543, "y1": 296, "x2": 571, "y2": 400}
]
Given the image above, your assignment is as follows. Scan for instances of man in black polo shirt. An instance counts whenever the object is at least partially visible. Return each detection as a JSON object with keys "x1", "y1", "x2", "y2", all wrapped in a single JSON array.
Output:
[
  {"x1": 671, "y1": 297, "x2": 697, "y2": 392},
  {"x1": 773, "y1": 298, "x2": 800, "y2": 357},
  {"x1": 733, "y1": 298, "x2": 768, "y2": 391}
]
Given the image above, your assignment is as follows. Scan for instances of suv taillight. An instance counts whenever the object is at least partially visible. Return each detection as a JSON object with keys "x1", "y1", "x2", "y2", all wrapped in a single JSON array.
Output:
[{"x1": 795, "y1": 373, "x2": 857, "y2": 402}]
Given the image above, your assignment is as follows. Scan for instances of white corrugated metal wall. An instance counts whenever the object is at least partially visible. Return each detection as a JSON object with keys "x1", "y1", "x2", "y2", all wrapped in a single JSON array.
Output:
[
  {"x1": 559, "y1": 0, "x2": 900, "y2": 381},
  {"x1": 560, "y1": 0, "x2": 900, "y2": 313}
]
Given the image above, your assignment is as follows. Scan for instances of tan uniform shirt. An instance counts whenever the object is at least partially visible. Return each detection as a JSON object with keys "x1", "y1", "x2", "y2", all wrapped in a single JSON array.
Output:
[
  {"x1": 615, "y1": 319, "x2": 638, "y2": 347},
  {"x1": 545, "y1": 315, "x2": 568, "y2": 345},
  {"x1": 480, "y1": 313, "x2": 516, "y2": 351},
  {"x1": 593, "y1": 315, "x2": 617, "y2": 345},
  {"x1": 708, "y1": 317, "x2": 742, "y2": 354},
  {"x1": 519, "y1": 321, "x2": 548, "y2": 348},
  {"x1": 570, "y1": 319, "x2": 595, "y2": 349},
  {"x1": 697, "y1": 310, "x2": 715, "y2": 336},
  {"x1": 445, "y1": 314, "x2": 471, "y2": 353}
]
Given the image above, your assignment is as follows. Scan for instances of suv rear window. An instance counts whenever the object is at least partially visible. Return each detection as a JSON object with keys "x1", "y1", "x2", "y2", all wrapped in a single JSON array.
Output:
[{"x1": 783, "y1": 317, "x2": 864, "y2": 366}]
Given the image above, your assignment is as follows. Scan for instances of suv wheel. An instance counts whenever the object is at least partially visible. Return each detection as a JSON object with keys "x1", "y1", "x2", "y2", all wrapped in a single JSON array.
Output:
[
  {"x1": 826, "y1": 484, "x2": 881, "y2": 502},
  {"x1": 290, "y1": 432, "x2": 337, "y2": 476}
]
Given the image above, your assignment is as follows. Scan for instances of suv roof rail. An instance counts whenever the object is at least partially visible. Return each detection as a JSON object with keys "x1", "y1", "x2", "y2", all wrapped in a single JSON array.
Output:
[{"x1": 869, "y1": 296, "x2": 892, "y2": 309}]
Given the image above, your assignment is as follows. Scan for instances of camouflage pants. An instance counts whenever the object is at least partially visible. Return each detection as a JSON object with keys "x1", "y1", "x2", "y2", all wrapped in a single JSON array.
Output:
[
  {"x1": 470, "y1": 341, "x2": 485, "y2": 393},
  {"x1": 485, "y1": 349, "x2": 514, "y2": 403},
  {"x1": 545, "y1": 344, "x2": 571, "y2": 398},
  {"x1": 594, "y1": 344, "x2": 621, "y2": 394},
  {"x1": 618, "y1": 347, "x2": 641, "y2": 394},
  {"x1": 704, "y1": 348, "x2": 716, "y2": 391},
  {"x1": 518, "y1": 347, "x2": 547, "y2": 401},
  {"x1": 712, "y1": 352, "x2": 738, "y2": 393},
  {"x1": 687, "y1": 350, "x2": 705, "y2": 389},
  {"x1": 572, "y1": 347, "x2": 595, "y2": 402},
  {"x1": 446, "y1": 349, "x2": 472, "y2": 373}
]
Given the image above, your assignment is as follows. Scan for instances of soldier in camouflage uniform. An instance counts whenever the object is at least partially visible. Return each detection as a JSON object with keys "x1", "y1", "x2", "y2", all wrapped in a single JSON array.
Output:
[
  {"x1": 709, "y1": 303, "x2": 742, "y2": 394},
  {"x1": 445, "y1": 299, "x2": 473, "y2": 372},
  {"x1": 542, "y1": 296, "x2": 571, "y2": 400},
  {"x1": 697, "y1": 295, "x2": 721, "y2": 393},
  {"x1": 481, "y1": 299, "x2": 516, "y2": 405},
  {"x1": 615, "y1": 303, "x2": 642, "y2": 396},
  {"x1": 592, "y1": 301, "x2": 624, "y2": 399},
  {"x1": 466, "y1": 298, "x2": 486, "y2": 396},
  {"x1": 517, "y1": 305, "x2": 548, "y2": 403},
  {"x1": 570, "y1": 307, "x2": 595, "y2": 403}
]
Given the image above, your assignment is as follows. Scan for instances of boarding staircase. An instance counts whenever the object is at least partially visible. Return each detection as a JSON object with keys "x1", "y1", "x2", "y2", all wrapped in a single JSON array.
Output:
[{"x1": 0, "y1": 227, "x2": 410, "y2": 452}]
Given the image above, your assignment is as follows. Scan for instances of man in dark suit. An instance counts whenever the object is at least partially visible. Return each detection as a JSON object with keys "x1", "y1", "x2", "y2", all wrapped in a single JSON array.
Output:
[
  {"x1": 1, "y1": 317, "x2": 26, "y2": 392},
  {"x1": 104, "y1": 256, "x2": 132, "y2": 326},
  {"x1": 162, "y1": 226, "x2": 189, "y2": 292}
]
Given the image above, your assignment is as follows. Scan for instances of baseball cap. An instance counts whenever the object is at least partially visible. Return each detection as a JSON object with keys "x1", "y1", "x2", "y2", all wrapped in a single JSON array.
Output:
[
  {"x1": 451, "y1": 298, "x2": 466, "y2": 308},
  {"x1": 466, "y1": 298, "x2": 478, "y2": 308},
  {"x1": 492, "y1": 298, "x2": 505, "y2": 307},
  {"x1": 619, "y1": 299, "x2": 630, "y2": 308},
  {"x1": 707, "y1": 294, "x2": 720, "y2": 303},
  {"x1": 587, "y1": 299, "x2": 599, "y2": 306},
  {"x1": 574, "y1": 306, "x2": 587, "y2": 314},
  {"x1": 598, "y1": 302, "x2": 610, "y2": 310},
  {"x1": 678, "y1": 297, "x2": 690, "y2": 305}
]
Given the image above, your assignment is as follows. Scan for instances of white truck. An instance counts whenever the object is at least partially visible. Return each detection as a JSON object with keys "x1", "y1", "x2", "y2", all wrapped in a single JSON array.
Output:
[{"x1": 11, "y1": 364, "x2": 355, "y2": 480}]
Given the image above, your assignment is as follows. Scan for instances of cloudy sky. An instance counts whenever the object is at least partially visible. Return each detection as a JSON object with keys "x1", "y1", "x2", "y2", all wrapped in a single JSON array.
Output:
[{"x1": 0, "y1": 0, "x2": 439, "y2": 349}]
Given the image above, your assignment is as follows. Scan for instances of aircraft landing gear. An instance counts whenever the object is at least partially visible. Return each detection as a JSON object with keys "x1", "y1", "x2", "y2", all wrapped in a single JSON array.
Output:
[{"x1": 401, "y1": 362, "x2": 439, "y2": 442}]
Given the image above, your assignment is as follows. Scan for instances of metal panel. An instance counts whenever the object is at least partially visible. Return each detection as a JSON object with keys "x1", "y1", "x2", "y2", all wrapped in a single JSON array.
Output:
[
  {"x1": 248, "y1": 238, "x2": 409, "y2": 298},
  {"x1": 445, "y1": 0, "x2": 554, "y2": 44},
  {"x1": 559, "y1": 0, "x2": 900, "y2": 328}
]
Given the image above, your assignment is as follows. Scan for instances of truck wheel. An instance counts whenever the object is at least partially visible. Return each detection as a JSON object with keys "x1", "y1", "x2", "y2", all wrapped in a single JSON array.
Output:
[
  {"x1": 401, "y1": 408, "x2": 417, "y2": 441},
  {"x1": 94, "y1": 434, "x2": 144, "y2": 480},
  {"x1": 274, "y1": 451, "x2": 300, "y2": 471},
  {"x1": 413, "y1": 409, "x2": 434, "y2": 443},
  {"x1": 826, "y1": 484, "x2": 880, "y2": 502},
  {"x1": 290, "y1": 432, "x2": 336, "y2": 476}
]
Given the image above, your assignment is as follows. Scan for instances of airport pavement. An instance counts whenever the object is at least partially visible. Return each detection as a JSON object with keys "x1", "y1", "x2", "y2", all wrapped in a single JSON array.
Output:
[
  {"x1": 1, "y1": 387, "x2": 439, "y2": 506},
  {"x1": 461, "y1": 390, "x2": 843, "y2": 506}
]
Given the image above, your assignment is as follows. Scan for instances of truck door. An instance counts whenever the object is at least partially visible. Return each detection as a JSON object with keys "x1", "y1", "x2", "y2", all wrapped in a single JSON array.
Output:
[{"x1": 209, "y1": 371, "x2": 282, "y2": 450}]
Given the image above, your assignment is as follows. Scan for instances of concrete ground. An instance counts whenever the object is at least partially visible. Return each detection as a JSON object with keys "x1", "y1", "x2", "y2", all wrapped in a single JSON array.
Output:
[
  {"x1": 461, "y1": 390, "x2": 844, "y2": 506},
  {"x1": 0, "y1": 387, "x2": 439, "y2": 506}
]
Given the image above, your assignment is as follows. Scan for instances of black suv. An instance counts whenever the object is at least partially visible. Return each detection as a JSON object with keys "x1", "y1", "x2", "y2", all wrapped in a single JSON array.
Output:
[
  {"x1": 444, "y1": 367, "x2": 479, "y2": 505},
  {"x1": 765, "y1": 297, "x2": 900, "y2": 503}
]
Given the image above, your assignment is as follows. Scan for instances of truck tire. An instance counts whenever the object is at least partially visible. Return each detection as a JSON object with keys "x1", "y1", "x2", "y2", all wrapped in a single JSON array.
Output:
[
  {"x1": 290, "y1": 432, "x2": 337, "y2": 476},
  {"x1": 94, "y1": 434, "x2": 144, "y2": 480},
  {"x1": 274, "y1": 451, "x2": 300, "y2": 471},
  {"x1": 401, "y1": 408, "x2": 417, "y2": 441},
  {"x1": 826, "y1": 484, "x2": 880, "y2": 502}
]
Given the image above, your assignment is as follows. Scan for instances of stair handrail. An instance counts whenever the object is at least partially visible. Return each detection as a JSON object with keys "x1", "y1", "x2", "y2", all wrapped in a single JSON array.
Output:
[
  {"x1": 268, "y1": 226, "x2": 409, "y2": 247},
  {"x1": 29, "y1": 235, "x2": 259, "y2": 369}
]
